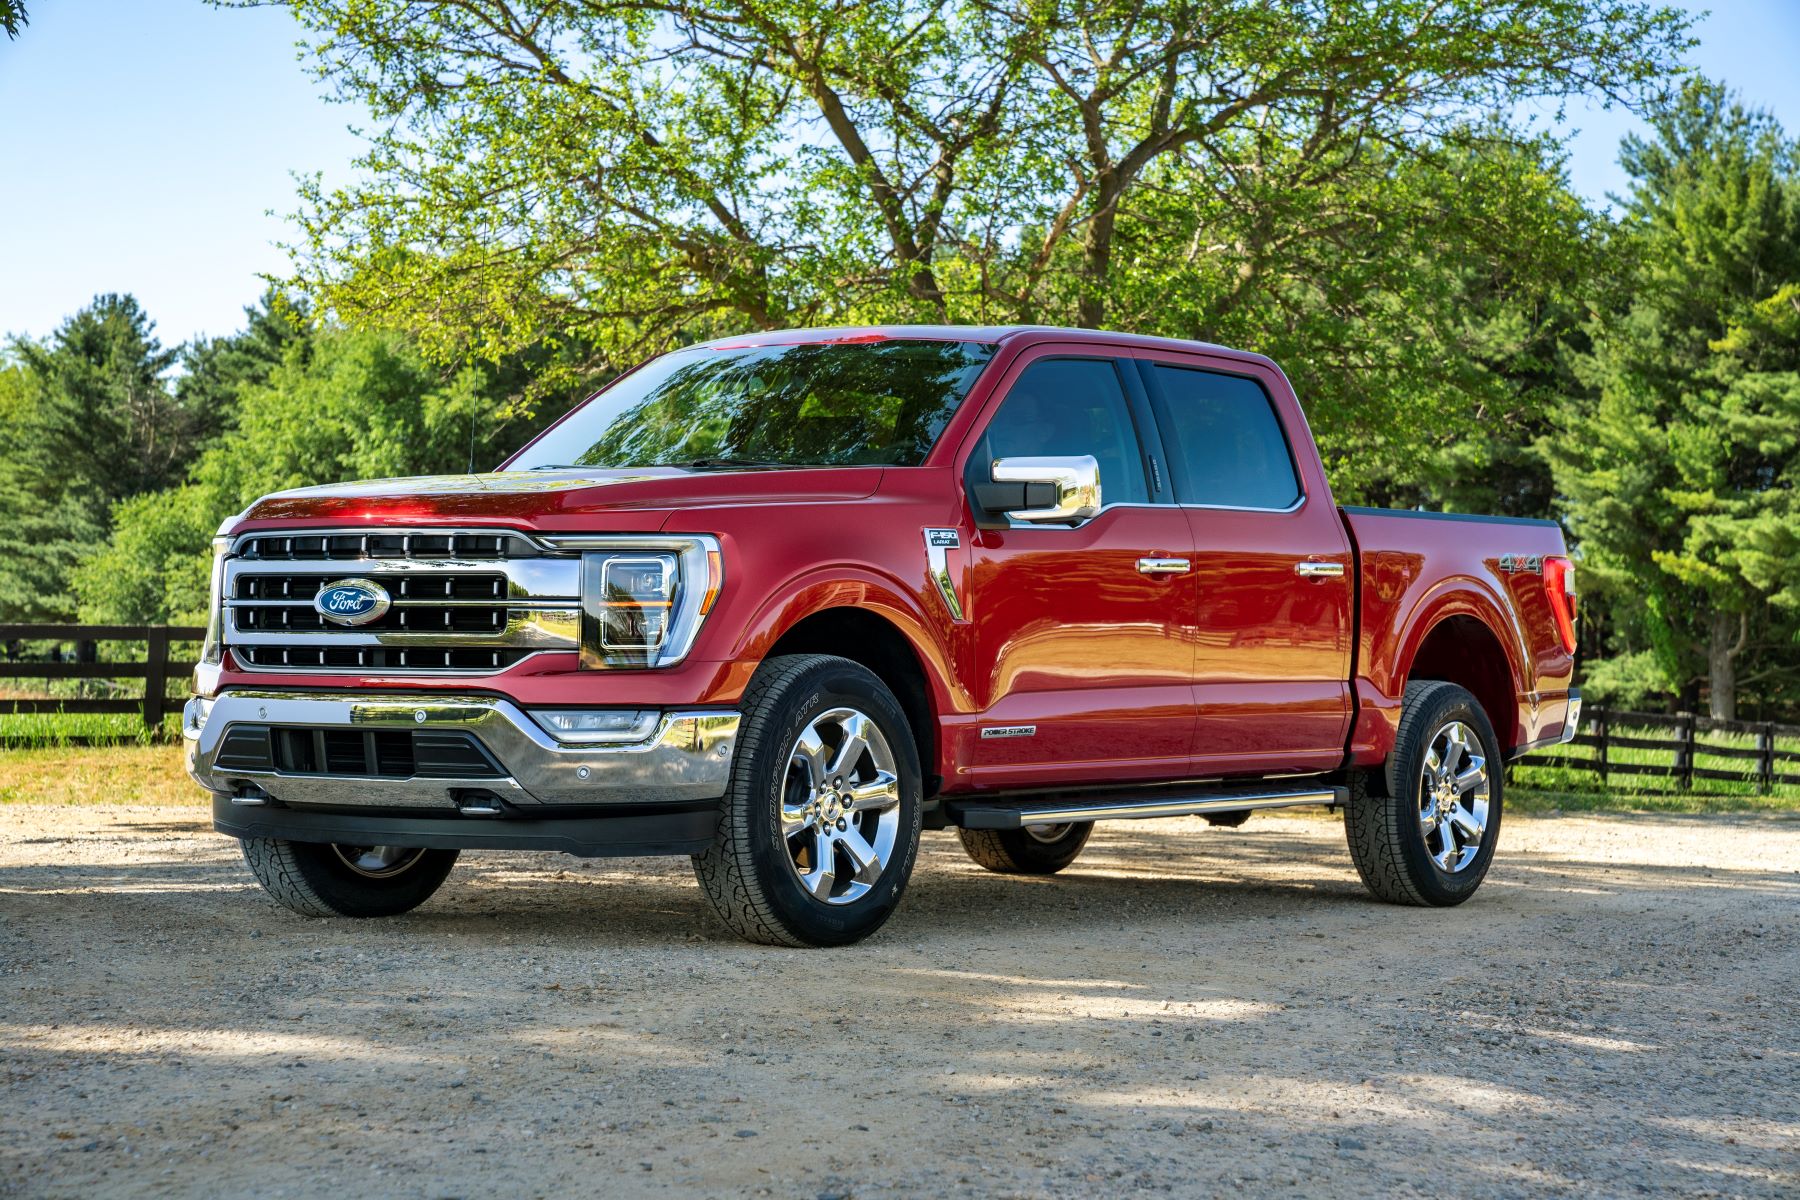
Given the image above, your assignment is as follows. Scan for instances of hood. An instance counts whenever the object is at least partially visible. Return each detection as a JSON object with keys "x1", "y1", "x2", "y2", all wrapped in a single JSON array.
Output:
[{"x1": 236, "y1": 466, "x2": 886, "y2": 530}]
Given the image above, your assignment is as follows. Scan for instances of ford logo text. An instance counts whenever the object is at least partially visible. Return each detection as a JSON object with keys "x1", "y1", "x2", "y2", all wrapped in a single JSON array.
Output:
[{"x1": 313, "y1": 578, "x2": 392, "y2": 627}]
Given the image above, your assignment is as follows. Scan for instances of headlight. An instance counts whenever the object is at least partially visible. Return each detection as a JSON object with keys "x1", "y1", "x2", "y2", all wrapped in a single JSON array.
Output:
[
  {"x1": 530, "y1": 709, "x2": 660, "y2": 744},
  {"x1": 568, "y1": 535, "x2": 723, "y2": 669}
]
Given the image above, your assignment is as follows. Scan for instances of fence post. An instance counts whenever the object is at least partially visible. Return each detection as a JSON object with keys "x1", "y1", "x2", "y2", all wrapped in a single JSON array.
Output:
[
  {"x1": 1595, "y1": 707, "x2": 1609, "y2": 787},
  {"x1": 143, "y1": 626, "x2": 169, "y2": 733},
  {"x1": 1675, "y1": 712, "x2": 1696, "y2": 791},
  {"x1": 1758, "y1": 723, "x2": 1775, "y2": 795}
]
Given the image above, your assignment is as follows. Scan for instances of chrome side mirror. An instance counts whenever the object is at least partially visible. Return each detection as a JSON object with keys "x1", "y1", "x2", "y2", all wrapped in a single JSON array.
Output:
[{"x1": 983, "y1": 455, "x2": 1101, "y2": 524}]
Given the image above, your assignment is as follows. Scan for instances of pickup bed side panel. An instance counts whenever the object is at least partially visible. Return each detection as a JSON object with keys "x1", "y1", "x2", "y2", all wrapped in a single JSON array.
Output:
[{"x1": 1343, "y1": 509, "x2": 1577, "y2": 764}]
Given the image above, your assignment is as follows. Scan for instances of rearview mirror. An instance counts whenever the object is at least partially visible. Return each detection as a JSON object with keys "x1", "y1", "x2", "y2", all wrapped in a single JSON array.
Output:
[{"x1": 974, "y1": 456, "x2": 1101, "y2": 525}]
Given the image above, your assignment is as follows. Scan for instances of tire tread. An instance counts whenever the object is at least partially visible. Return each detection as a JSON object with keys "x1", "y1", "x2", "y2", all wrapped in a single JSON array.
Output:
[{"x1": 1345, "y1": 679, "x2": 1498, "y2": 907}]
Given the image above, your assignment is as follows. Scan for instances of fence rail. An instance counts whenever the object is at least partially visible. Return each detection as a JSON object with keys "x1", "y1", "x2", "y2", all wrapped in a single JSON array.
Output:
[
  {"x1": 5, "y1": 625, "x2": 1800, "y2": 788},
  {"x1": 1, "y1": 624, "x2": 204, "y2": 738},
  {"x1": 1524, "y1": 706, "x2": 1800, "y2": 792}
]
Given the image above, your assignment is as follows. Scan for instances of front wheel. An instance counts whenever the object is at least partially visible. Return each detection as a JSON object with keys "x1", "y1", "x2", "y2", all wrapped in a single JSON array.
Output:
[
  {"x1": 1344, "y1": 680, "x2": 1503, "y2": 907},
  {"x1": 240, "y1": 838, "x2": 459, "y2": 917},
  {"x1": 693, "y1": 654, "x2": 923, "y2": 947}
]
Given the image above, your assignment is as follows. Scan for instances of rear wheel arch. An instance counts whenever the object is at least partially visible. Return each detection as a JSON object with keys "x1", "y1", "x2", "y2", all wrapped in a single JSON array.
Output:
[{"x1": 1403, "y1": 612, "x2": 1520, "y2": 752}]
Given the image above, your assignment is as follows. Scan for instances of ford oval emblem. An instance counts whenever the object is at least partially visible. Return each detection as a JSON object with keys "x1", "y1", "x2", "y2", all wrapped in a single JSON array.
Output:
[{"x1": 313, "y1": 578, "x2": 391, "y2": 626}]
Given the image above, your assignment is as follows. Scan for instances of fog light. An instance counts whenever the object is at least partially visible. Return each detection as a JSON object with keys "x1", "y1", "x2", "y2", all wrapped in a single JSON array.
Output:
[
  {"x1": 531, "y1": 709, "x2": 660, "y2": 744},
  {"x1": 182, "y1": 696, "x2": 214, "y2": 740}
]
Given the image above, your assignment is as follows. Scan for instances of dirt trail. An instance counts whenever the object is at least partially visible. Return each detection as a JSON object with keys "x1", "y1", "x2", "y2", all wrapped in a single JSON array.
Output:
[{"x1": 3, "y1": 804, "x2": 1797, "y2": 1198}]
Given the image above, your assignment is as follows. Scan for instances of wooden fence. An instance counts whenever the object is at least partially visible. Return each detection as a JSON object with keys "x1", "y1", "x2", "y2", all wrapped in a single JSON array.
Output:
[
  {"x1": 4, "y1": 624, "x2": 1799, "y2": 790},
  {"x1": 1, "y1": 624, "x2": 205, "y2": 736},
  {"x1": 1524, "y1": 706, "x2": 1800, "y2": 793}
]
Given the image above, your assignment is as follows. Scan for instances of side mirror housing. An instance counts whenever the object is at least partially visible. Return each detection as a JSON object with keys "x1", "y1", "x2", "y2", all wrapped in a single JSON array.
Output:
[{"x1": 972, "y1": 456, "x2": 1102, "y2": 526}]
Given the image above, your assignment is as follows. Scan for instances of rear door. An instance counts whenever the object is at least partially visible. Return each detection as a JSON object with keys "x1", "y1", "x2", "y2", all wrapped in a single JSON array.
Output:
[
  {"x1": 953, "y1": 348, "x2": 1198, "y2": 790},
  {"x1": 1135, "y1": 354, "x2": 1354, "y2": 775}
]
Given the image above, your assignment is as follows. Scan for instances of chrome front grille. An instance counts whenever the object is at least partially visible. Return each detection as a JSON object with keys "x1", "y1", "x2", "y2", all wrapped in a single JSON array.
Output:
[
  {"x1": 234, "y1": 573, "x2": 511, "y2": 633},
  {"x1": 238, "y1": 530, "x2": 539, "y2": 562},
  {"x1": 223, "y1": 528, "x2": 580, "y2": 675}
]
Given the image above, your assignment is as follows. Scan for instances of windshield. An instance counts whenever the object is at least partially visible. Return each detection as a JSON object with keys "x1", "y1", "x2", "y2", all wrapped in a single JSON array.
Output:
[{"x1": 507, "y1": 339, "x2": 996, "y2": 470}]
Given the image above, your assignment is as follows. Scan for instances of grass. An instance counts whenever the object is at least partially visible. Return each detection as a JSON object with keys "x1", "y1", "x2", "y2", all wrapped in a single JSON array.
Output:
[
  {"x1": 1510, "y1": 717, "x2": 1800, "y2": 813},
  {"x1": 4, "y1": 716, "x2": 1798, "y2": 813},
  {"x1": 0, "y1": 711, "x2": 181, "y2": 748},
  {"x1": 0, "y1": 742, "x2": 197, "y2": 806}
]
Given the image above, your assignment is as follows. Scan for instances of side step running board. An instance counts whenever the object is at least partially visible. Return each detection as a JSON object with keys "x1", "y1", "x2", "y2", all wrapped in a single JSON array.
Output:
[{"x1": 948, "y1": 784, "x2": 1345, "y2": 830}]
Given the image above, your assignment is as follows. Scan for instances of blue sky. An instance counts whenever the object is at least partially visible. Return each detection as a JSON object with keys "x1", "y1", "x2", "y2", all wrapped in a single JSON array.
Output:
[{"x1": 3, "y1": 1, "x2": 1799, "y2": 349}]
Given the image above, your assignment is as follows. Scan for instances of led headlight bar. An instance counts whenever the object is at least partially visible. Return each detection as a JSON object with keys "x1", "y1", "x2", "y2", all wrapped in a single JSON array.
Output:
[{"x1": 542, "y1": 534, "x2": 723, "y2": 669}]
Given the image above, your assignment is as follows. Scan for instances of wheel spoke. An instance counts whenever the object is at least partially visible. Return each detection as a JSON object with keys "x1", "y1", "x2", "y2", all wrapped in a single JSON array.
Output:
[
  {"x1": 1454, "y1": 756, "x2": 1487, "y2": 795},
  {"x1": 839, "y1": 824, "x2": 884, "y2": 883},
  {"x1": 792, "y1": 726, "x2": 829, "y2": 789},
  {"x1": 800, "y1": 828, "x2": 836, "y2": 899},
  {"x1": 780, "y1": 801, "x2": 811, "y2": 838},
  {"x1": 1435, "y1": 822, "x2": 1460, "y2": 869},
  {"x1": 827, "y1": 713, "x2": 870, "y2": 780},
  {"x1": 1449, "y1": 803, "x2": 1484, "y2": 841},
  {"x1": 846, "y1": 770, "x2": 899, "y2": 812}
]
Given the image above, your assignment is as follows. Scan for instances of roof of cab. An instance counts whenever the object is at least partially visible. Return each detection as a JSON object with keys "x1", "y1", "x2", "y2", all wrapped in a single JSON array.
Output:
[{"x1": 689, "y1": 324, "x2": 1272, "y2": 367}]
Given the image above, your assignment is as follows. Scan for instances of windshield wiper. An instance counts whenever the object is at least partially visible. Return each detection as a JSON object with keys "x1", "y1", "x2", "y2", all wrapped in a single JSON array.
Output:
[{"x1": 679, "y1": 457, "x2": 805, "y2": 470}]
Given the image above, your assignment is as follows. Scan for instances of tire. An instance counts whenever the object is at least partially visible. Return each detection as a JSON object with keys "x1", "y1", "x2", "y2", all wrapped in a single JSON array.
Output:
[
  {"x1": 957, "y1": 822, "x2": 1092, "y2": 874},
  {"x1": 1345, "y1": 680, "x2": 1504, "y2": 906},
  {"x1": 240, "y1": 838, "x2": 459, "y2": 918},
  {"x1": 693, "y1": 654, "x2": 923, "y2": 947}
]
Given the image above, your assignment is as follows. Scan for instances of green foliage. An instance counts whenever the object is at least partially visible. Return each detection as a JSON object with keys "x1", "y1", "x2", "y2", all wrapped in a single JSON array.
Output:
[
  {"x1": 71, "y1": 487, "x2": 220, "y2": 626},
  {"x1": 70, "y1": 319, "x2": 559, "y2": 626},
  {"x1": 259, "y1": 0, "x2": 1690, "y2": 425},
  {"x1": 1547, "y1": 81, "x2": 1800, "y2": 719},
  {"x1": 1, "y1": 0, "x2": 26, "y2": 39},
  {"x1": 0, "y1": 297, "x2": 198, "y2": 620}
]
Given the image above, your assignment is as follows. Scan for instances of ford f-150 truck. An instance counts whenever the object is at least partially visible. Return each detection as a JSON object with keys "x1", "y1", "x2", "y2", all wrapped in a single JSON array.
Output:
[{"x1": 185, "y1": 326, "x2": 1580, "y2": 946}]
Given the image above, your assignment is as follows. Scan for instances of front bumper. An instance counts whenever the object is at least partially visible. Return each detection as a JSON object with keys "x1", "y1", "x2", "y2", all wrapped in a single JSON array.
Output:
[{"x1": 184, "y1": 689, "x2": 740, "y2": 810}]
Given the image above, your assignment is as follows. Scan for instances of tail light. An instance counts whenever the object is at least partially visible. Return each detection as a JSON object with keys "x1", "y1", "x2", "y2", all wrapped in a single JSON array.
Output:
[{"x1": 1543, "y1": 556, "x2": 1578, "y2": 654}]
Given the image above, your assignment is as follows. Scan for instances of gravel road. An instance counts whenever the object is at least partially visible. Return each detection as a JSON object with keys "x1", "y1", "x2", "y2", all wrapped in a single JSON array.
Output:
[{"x1": 3, "y1": 803, "x2": 1796, "y2": 1198}]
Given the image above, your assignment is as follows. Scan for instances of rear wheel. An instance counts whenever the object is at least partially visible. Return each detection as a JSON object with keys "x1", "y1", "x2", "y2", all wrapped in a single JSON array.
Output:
[
  {"x1": 693, "y1": 654, "x2": 922, "y2": 947},
  {"x1": 957, "y1": 821, "x2": 1093, "y2": 875},
  {"x1": 1345, "y1": 680, "x2": 1503, "y2": 906},
  {"x1": 240, "y1": 838, "x2": 459, "y2": 917}
]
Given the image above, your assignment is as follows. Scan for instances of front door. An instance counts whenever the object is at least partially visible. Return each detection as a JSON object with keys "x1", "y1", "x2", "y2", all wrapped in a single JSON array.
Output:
[
  {"x1": 1136, "y1": 354, "x2": 1354, "y2": 775},
  {"x1": 953, "y1": 351, "x2": 1197, "y2": 791}
]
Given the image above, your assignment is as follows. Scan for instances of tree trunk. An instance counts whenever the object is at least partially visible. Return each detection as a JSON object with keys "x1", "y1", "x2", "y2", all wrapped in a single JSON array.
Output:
[
  {"x1": 1077, "y1": 184, "x2": 1118, "y2": 329},
  {"x1": 1707, "y1": 610, "x2": 1745, "y2": 721}
]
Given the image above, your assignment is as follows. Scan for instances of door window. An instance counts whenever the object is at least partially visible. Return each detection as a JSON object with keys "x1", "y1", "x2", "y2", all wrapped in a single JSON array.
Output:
[
  {"x1": 973, "y1": 358, "x2": 1149, "y2": 505},
  {"x1": 1149, "y1": 365, "x2": 1300, "y2": 510}
]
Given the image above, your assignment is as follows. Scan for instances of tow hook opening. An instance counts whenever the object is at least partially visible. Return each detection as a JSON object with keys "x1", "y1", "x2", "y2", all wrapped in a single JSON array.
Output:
[
  {"x1": 454, "y1": 789, "x2": 510, "y2": 817},
  {"x1": 230, "y1": 784, "x2": 275, "y2": 807}
]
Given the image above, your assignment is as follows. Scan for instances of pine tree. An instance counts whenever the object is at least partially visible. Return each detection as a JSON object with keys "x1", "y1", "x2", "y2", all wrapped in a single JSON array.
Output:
[{"x1": 1548, "y1": 81, "x2": 1800, "y2": 719}]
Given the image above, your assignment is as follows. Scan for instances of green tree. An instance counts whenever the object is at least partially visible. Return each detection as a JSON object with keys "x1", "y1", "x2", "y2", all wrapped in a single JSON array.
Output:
[
  {"x1": 256, "y1": 0, "x2": 1689, "y2": 408},
  {"x1": 73, "y1": 323, "x2": 559, "y2": 624},
  {"x1": 1, "y1": 0, "x2": 26, "y2": 39},
  {"x1": 0, "y1": 296, "x2": 200, "y2": 620},
  {"x1": 9, "y1": 294, "x2": 193, "y2": 506},
  {"x1": 1547, "y1": 81, "x2": 1800, "y2": 720}
]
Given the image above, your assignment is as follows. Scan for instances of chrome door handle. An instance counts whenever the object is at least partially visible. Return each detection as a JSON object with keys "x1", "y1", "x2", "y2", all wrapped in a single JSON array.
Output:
[
  {"x1": 1295, "y1": 561, "x2": 1346, "y2": 579},
  {"x1": 1137, "y1": 557, "x2": 1192, "y2": 575}
]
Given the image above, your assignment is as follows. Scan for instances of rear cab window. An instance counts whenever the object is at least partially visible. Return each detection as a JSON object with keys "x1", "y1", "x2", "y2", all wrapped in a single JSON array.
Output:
[{"x1": 1145, "y1": 364, "x2": 1301, "y2": 510}]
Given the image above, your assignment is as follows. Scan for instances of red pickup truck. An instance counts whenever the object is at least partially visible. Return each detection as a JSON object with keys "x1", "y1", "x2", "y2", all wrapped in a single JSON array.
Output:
[{"x1": 185, "y1": 326, "x2": 1580, "y2": 946}]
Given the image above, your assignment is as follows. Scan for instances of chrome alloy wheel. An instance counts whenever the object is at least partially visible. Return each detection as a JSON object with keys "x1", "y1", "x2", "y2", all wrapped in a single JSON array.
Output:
[
  {"x1": 330, "y1": 844, "x2": 428, "y2": 879},
  {"x1": 779, "y1": 706, "x2": 902, "y2": 906},
  {"x1": 1418, "y1": 721, "x2": 1490, "y2": 873},
  {"x1": 1022, "y1": 823, "x2": 1074, "y2": 844}
]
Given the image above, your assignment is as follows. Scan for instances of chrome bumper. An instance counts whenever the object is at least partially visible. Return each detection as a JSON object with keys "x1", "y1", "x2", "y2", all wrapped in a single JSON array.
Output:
[{"x1": 184, "y1": 690, "x2": 739, "y2": 810}]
